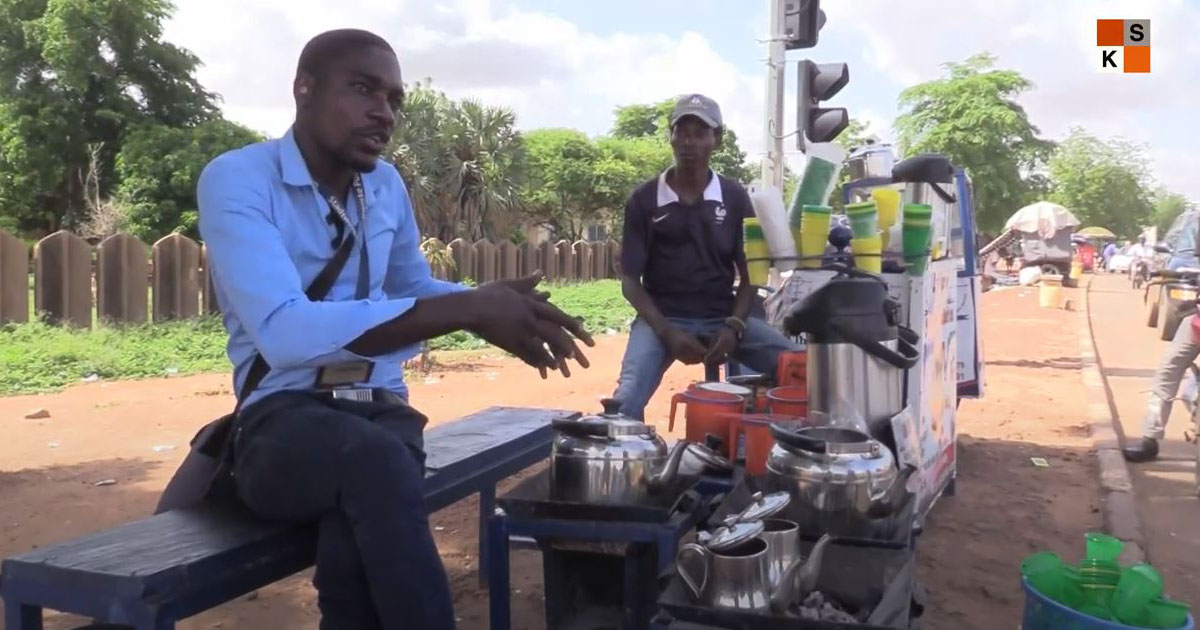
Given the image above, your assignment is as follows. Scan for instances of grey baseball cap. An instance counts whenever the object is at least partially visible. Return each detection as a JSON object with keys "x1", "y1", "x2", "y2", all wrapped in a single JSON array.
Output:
[{"x1": 670, "y1": 93, "x2": 723, "y2": 129}]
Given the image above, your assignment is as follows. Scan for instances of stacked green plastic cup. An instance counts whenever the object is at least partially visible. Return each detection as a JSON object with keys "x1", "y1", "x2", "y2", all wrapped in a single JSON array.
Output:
[
  {"x1": 795, "y1": 156, "x2": 838, "y2": 206},
  {"x1": 902, "y1": 203, "x2": 933, "y2": 276},
  {"x1": 787, "y1": 188, "x2": 805, "y2": 254},
  {"x1": 846, "y1": 201, "x2": 878, "y2": 239},
  {"x1": 743, "y1": 218, "x2": 770, "y2": 285},
  {"x1": 799, "y1": 205, "x2": 832, "y2": 268}
]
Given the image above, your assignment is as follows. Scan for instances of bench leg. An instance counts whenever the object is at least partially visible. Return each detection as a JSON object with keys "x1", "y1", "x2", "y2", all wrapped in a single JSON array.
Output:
[
  {"x1": 477, "y1": 484, "x2": 496, "y2": 588},
  {"x1": 3, "y1": 601, "x2": 42, "y2": 630},
  {"x1": 486, "y1": 513, "x2": 510, "y2": 630}
]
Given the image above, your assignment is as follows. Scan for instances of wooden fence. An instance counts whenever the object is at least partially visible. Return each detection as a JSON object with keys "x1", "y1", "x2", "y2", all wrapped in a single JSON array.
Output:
[{"x1": 0, "y1": 229, "x2": 621, "y2": 328}]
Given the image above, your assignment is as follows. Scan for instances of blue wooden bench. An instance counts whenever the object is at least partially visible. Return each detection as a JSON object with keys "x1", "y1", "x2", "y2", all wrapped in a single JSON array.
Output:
[{"x1": 0, "y1": 406, "x2": 577, "y2": 630}]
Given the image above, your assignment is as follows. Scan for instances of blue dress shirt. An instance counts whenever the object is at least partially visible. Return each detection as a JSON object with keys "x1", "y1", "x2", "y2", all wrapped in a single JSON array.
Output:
[{"x1": 197, "y1": 127, "x2": 466, "y2": 408}]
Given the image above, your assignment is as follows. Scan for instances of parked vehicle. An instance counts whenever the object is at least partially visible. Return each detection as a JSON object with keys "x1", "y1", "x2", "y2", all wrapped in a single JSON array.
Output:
[{"x1": 1020, "y1": 227, "x2": 1078, "y2": 287}]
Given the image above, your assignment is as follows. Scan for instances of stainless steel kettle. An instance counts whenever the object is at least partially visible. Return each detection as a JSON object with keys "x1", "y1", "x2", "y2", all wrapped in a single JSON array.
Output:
[
  {"x1": 764, "y1": 424, "x2": 907, "y2": 529},
  {"x1": 549, "y1": 399, "x2": 730, "y2": 505}
]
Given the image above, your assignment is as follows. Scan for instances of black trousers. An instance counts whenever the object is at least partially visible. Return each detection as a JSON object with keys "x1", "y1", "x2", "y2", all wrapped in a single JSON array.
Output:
[{"x1": 232, "y1": 391, "x2": 455, "y2": 630}]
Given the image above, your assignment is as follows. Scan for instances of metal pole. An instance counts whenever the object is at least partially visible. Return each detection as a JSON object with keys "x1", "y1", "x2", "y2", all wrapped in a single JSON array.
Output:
[{"x1": 761, "y1": 0, "x2": 787, "y2": 190}]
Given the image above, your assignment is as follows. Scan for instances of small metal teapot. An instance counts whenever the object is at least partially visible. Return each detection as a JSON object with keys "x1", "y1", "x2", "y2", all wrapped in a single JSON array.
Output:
[{"x1": 549, "y1": 399, "x2": 730, "y2": 505}]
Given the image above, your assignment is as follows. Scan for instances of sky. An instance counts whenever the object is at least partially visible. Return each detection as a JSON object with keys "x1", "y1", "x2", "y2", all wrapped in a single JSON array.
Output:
[{"x1": 163, "y1": 0, "x2": 1200, "y2": 203}]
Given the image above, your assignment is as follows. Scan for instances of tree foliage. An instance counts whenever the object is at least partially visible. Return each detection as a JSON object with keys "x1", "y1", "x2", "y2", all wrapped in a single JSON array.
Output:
[
  {"x1": 1046, "y1": 128, "x2": 1154, "y2": 239},
  {"x1": 0, "y1": 0, "x2": 218, "y2": 235},
  {"x1": 1152, "y1": 189, "x2": 1193, "y2": 241},
  {"x1": 115, "y1": 118, "x2": 262, "y2": 242},
  {"x1": 388, "y1": 81, "x2": 525, "y2": 242},
  {"x1": 611, "y1": 98, "x2": 755, "y2": 184},
  {"x1": 894, "y1": 53, "x2": 1054, "y2": 232}
]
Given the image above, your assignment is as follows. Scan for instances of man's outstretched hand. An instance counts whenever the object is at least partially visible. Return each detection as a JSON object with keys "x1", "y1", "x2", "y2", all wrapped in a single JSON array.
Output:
[{"x1": 470, "y1": 273, "x2": 594, "y2": 378}]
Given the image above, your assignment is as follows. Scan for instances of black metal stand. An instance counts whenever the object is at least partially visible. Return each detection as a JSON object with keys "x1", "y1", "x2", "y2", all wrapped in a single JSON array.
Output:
[{"x1": 487, "y1": 473, "x2": 740, "y2": 630}]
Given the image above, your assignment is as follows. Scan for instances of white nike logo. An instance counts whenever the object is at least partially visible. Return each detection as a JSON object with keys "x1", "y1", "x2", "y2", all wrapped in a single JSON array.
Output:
[{"x1": 653, "y1": 213, "x2": 670, "y2": 223}]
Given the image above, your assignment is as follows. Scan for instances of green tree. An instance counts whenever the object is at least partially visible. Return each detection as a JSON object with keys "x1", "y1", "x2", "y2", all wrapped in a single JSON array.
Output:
[
  {"x1": 522, "y1": 128, "x2": 602, "y2": 241},
  {"x1": 894, "y1": 53, "x2": 1053, "y2": 232},
  {"x1": 115, "y1": 118, "x2": 262, "y2": 242},
  {"x1": 1152, "y1": 189, "x2": 1193, "y2": 240},
  {"x1": 1046, "y1": 127, "x2": 1153, "y2": 239},
  {"x1": 388, "y1": 81, "x2": 525, "y2": 242},
  {"x1": 0, "y1": 0, "x2": 218, "y2": 236},
  {"x1": 611, "y1": 98, "x2": 755, "y2": 184}
]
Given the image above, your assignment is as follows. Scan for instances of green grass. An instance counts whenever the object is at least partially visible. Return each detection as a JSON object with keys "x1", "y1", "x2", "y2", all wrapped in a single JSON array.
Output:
[{"x1": 0, "y1": 280, "x2": 633, "y2": 395}]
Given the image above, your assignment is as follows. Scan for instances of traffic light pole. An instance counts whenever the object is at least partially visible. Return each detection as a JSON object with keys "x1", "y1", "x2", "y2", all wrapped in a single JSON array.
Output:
[{"x1": 761, "y1": 0, "x2": 787, "y2": 190}]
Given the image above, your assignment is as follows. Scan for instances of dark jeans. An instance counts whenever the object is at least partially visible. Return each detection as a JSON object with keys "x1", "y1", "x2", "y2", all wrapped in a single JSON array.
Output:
[{"x1": 232, "y1": 391, "x2": 454, "y2": 630}]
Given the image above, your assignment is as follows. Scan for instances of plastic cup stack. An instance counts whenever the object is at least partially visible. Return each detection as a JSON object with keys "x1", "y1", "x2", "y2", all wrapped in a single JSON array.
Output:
[
  {"x1": 902, "y1": 203, "x2": 933, "y2": 276},
  {"x1": 743, "y1": 218, "x2": 771, "y2": 285},
  {"x1": 871, "y1": 188, "x2": 902, "y2": 250},
  {"x1": 799, "y1": 205, "x2": 832, "y2": 269}
]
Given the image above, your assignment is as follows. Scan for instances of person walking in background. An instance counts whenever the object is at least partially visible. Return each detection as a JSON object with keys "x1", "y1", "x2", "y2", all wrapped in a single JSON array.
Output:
[{"x1": 1102, "y1": 241, "x2": 1118, "y2": 271}]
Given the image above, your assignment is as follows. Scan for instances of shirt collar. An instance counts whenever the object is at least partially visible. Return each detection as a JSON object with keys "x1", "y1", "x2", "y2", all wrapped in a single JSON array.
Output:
[
  {"x1": 280, "y1": 125, "x2": 379, "y2": 206},
  {"x1": 656, "y1": 168, "x2": 723, "y2": 207}
]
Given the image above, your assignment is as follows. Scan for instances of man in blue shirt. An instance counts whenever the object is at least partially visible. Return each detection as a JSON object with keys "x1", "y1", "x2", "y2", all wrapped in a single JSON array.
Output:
[{"x1": 189, "y1": 29, "x2": 592, "y2": 629}]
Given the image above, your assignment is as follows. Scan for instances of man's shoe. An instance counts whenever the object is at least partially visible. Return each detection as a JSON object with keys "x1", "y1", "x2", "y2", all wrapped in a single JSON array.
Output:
[{"x1": 1122, "y1": 437, "x2": 1159, "y2": 463}]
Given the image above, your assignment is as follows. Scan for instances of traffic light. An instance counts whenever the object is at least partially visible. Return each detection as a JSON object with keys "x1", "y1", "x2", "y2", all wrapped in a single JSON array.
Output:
[
  {"x1": 797, "y1": 60, "x2": 849, "y2": 144},
  {"x1": 783, "y1": 0, "x2": 825, "y2": 50}
]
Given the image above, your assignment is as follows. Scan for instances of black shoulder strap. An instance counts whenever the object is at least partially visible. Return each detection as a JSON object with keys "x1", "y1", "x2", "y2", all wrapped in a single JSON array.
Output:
[{"x1": 233, "y1": 231, "x2": 358, "y2": 411}]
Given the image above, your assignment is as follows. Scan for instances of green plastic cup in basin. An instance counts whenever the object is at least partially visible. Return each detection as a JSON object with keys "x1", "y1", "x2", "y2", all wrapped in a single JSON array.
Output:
[
  {"x1": 1022, "y1": 552, "x2": 1066, "y2": 600},
  {"x1": 1086, "y1": 532, "x2": 1123, "y2": 562},
  {"x1": 1145, "y1": 597, "x2": 1192, "y2": 629},
  {"x1": 1111, "y1": 564, "x2": 1165, "y2": 625}
]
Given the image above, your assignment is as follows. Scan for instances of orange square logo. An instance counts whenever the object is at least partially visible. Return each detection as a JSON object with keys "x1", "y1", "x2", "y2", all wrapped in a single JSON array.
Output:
[
  {"x1": 1124, "y1": 45, "x2": 1150, "y2": 73},
  {"x1": 1096, "y1": 19, "x2": 1124, "y2": 46}
]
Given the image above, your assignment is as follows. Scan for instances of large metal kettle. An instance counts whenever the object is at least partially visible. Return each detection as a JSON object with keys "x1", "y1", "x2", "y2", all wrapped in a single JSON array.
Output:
[
  {"x1": 783, "y1": 265, "x2": 919, "y2": 425},
  {"x1": 764, "y1": 424, "x2": 910, "y2": 526},
  {"x1": 549, "y1": 399, "x2": 730, "y2": 505}
]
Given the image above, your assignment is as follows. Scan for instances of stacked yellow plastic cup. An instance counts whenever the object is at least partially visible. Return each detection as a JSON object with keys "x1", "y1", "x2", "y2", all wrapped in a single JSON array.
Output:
[
  {"x1": 871, "y1": 188, "x2": 902, "y2": 250},
  {"x1": 851, "y1": 233, "x2": 883, "y2": 274},
  {"x1": 743, "y1": 218, "x2": 770, "y2": 285},
  {"x1": 799, "y1": 205, "x2": 832, "y2": 268}
]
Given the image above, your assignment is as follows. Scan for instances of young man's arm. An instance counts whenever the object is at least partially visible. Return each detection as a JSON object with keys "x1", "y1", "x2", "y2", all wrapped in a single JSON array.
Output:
[{"x1": 619, "y1": 194, "x2": 707, "y2": 364}]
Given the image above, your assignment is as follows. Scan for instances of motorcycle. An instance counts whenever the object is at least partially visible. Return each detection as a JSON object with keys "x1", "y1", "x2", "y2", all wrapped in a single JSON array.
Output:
[
  {"x1": 1131, "y1": 257, "x2": 1151, "y2": 289},
  {"x1": 1144, "y1": 244, "x2": 1200, "y2": 342}
]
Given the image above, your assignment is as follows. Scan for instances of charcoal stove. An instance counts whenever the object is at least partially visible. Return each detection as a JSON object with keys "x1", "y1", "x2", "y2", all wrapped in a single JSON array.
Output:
[{"x1": 486, "y1": 468, "x2": 743, "y2": 630}]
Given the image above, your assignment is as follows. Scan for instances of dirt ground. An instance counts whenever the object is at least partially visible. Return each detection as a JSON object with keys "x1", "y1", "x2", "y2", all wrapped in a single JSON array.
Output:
[{"x1": 0, "y1": 285, "x2": 1105, "y2": 629}]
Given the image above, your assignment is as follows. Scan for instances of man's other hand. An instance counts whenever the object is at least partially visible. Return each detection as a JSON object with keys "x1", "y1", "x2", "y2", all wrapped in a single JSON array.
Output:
[{"x1": 663, "y1": 328, "x2": 707, "y2": 365}]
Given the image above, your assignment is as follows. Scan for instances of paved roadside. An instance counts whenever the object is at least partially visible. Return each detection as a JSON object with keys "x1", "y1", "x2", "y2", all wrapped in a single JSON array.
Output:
[{"x1": 1087, "y1": 272, "x2": 1200, "y2": 600}]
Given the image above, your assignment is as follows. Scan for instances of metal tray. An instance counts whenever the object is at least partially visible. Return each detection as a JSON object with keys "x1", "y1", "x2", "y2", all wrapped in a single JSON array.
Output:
[{"x1": 498, "y1": 470, "x2": 711, "y2": 523}]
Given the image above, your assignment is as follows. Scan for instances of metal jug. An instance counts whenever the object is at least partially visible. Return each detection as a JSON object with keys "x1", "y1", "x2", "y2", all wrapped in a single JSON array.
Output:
[{"x1": 783, "y1": 266, "x2": 919, "y2": 425}]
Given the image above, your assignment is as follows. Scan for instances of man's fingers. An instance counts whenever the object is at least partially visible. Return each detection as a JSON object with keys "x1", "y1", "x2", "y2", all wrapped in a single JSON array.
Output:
[
  {"x1": 505, "y1": 272, "x2": 544, "y2": 294},
  {"x1": 535, "y1": 320, "x2": 590, "y2": 371},
  {"x1": 532, "y1": 301, "x2": 595, "y2": 347}
]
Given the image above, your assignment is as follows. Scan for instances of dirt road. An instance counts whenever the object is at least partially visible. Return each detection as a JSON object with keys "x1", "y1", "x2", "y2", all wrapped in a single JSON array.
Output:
[
  {"x1": 1, "y1": 286, "x2": 1105, "y2": 629},
  {"x1": 1086, "y1": 272, "x2": 1200, "y2": 601}
]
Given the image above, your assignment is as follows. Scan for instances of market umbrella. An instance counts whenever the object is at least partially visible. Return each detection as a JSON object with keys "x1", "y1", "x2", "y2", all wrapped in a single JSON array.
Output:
[
  {"x1": 1076, "y1": 226, "x2": 1117, "y2": 239},
  {"x1": 1004, "y1": 201, "x2": 1080, "y2": 239}
]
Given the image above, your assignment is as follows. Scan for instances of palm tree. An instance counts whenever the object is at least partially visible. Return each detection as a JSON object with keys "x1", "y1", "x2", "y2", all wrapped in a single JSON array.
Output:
[{"x1": 388, "y1": 81, "x2": 526, "y2": 242}]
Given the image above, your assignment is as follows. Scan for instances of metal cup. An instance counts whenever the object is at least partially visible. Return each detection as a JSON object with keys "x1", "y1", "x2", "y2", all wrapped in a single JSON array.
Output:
[
  {"x1": 759, "y1": 518, "x2": 801, "y2": 589},
  {"x1": 676, "y1": 538, "x2": 772, "y2": 612}
]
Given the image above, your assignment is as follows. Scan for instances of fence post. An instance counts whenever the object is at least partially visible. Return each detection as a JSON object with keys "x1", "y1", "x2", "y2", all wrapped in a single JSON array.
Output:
[
  {"x1": 573, "y1": 240, "x2": 592, "y2": 282},
  {"x1": 590, "y1": 241, "x2": 607, "y2": 280},
  {"x1": 498, "y1": 241, "x2": 519, "y2": 281},
  {"x1": 607, "y1": 240, "x2": 621, "y2": 278},
  {"x1": 152, "y1": 233, "x2": 202, "y2": 321},
  {"x1": 34, "y1": 230, "x2": 92, "y2": 328},
  {"x1": 0, "y1": 229, "x2": 29, "y2": 324},
  {"x1": 473, "y1": 239, "x2": 497, "y2": 284},
  {"x1": 97, "y1": 233, "x2": 149, "y2": 324},
  {"x1": 448, "y1": 238, "x2": 472, "y2": 283},
  {"x1": 201, "y1": 244, "x2": 222, "y2": 315},
  {"x1": 540, "y1": 241, "x2": 558, "y2": 282},
  {"x1": 519, "y1": 241, "x2": 539, "y2": 277},
  {"x1": 556, "y1": 240, "x2": 575, "y2": 282}
]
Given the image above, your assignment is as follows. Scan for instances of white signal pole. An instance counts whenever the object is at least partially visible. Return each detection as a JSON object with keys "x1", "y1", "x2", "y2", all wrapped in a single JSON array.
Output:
[{"x1": 761, "y1": 0, "x2": 787, "y2": 190}]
